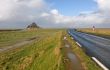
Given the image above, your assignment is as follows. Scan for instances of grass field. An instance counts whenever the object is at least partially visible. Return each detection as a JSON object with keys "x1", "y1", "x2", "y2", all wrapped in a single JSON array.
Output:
[
  {"x1": 0, "y1": 29, "x2": 64, "y2": 70},
  {"x1": 77, "y1": 28, "x2": 110, "y2": 38},
  {"x1": 0, "y1": 29, "x2": 61, "y2": 48},
  {"x1": 0, "y1": 29, "x2": 101, "y2": 70},
  {"x1": 0, "y1": 30, "x2": 39, "y2": 47}
]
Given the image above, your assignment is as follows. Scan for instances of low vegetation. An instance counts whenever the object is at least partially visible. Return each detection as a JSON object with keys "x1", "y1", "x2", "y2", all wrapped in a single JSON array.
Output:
[
  {"x1": 0, "y1": 29, "x2": 64, "y2": 70},
  {"x1": 0, "y1": 29, "x2": 59, "y2": 47},
  {"x1": 0, "y1": 30, "x2": 38, "y2": 47},
  {"x1": 77, "y1": 28, "x2": 110, "y2": 38},
  {"x1": 0, "y1": 29, "x2": 102, "y2": 70}
]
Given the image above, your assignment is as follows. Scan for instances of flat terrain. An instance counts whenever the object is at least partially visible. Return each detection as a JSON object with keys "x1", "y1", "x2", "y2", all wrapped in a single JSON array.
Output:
[
  {"x1": 69, "y1": 29, "x2": 110, "y2": 69},
  {"x1": 0, "y1": 29, "x2": 101, "y2": 70},
  {"x1": 77, "y1": 28, "x2": 110, "y2": 38},
  {"x1": 0, "y1": 29, "x2": 51, "y2": 48},
  {"x1": 0, "y1": 29, "x2": 64, "y2": 70}
]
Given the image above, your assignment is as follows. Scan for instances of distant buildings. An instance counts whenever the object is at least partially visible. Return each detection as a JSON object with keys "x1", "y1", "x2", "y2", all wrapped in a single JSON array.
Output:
[{"x1": 27, "y1": 22, "x2": 40, "y2": 30}]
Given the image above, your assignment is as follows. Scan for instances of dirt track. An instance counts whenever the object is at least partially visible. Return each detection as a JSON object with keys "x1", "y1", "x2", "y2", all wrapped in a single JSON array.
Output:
[{"x1": 0, "y1": 37, "x2": 38, "y2": 53}]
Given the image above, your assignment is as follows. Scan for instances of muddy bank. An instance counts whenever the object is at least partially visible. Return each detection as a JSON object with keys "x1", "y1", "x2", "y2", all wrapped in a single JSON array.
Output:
[{"x1": 61, "y1": 37, "x2": 84, "y2": 70}]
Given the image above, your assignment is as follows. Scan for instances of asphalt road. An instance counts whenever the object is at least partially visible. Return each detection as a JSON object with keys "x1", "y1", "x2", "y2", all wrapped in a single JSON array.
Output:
[{"x1": 68, "y1": 29, "x2": 110, "y2": 69}]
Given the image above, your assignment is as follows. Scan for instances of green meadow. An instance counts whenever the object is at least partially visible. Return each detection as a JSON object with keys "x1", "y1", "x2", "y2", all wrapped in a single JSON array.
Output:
[{"x1": 0, "y1": 29, "x2": 101, "y2": 70}]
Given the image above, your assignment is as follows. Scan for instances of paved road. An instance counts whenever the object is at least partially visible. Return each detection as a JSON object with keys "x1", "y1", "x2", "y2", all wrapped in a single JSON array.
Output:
[{"x1": 68, "y1": 29, "x2": 110, "y2": 69}]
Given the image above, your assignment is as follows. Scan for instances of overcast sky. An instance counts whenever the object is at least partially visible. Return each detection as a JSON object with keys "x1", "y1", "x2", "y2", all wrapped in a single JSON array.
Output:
[{"x1": 0, "y1": 0, "x2": 110, "y2": 29}]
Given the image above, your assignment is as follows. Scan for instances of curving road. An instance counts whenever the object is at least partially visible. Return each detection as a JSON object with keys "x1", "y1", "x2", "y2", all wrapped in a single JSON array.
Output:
[{"x1": 68, "y1": 29, "x2": 110, "y2": 69}]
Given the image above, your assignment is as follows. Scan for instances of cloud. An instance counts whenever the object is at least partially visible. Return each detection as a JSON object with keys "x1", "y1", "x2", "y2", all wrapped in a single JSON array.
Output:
[
  {"x1": 0, "y1": 0, "x2": 46, "y2": 22},
  {"x1": 39, "y1": 0, "x2": 110, "y2": 28},
  {"x1": 0, "y1": 0, "x2": 110, "y2": 28},
  {"x1": 40, "y1": 8, "x2": 107, "y2": 28},
  {"x1": 27, "y1": 0, "x2": 46, "y2": 8},
  {"x1": 50, "y1": 9, "x2": 59, "y2": 15},
  {"x1": 40, "y1": 9, "x2": 74, "y2": 24},
  {"x1": 95, "y1": 0, "x2": 110, "y2": 10},
  {"x1": 95, "y1": 0, "x2": 110, "y2": 15}
]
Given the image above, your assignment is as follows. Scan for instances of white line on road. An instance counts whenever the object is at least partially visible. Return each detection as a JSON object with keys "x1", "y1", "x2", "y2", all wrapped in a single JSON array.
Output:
[
  {"x1": 76, "y1": 42, "x2": 82, "y2": 47},
  {"x1": 71, "y1": 37, "x2": 74, "y2": 40},
  {"x1": 92, "y1": 57, "x2": 109, "y2": 70},
  {"x1": 65, "y1": 44, "x2": 70, "y2": 48}
]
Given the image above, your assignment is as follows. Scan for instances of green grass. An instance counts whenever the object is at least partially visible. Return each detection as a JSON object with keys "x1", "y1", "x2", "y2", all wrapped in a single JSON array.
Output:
[
  {"x1": 0, "y1": 29, "x2": 60, "y2": 47},
  {"x1": 0, "y1": 30, "x2": 38, "y2": 47},
  {"x1": 0, "y1": 29, "x2": 103, "y2": 70},
  {"x1": 0, "y1": 29, "x2": 64, "y2": 70}
]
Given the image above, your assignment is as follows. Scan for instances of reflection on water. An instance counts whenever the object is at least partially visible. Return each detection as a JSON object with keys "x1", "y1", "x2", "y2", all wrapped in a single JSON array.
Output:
[{"x1": 65, "y1": 44, "x2": 83, "y2": 70}]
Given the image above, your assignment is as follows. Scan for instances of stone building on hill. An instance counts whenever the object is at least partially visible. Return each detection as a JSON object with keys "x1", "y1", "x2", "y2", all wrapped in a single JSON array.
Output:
[{"x1": 27, "y1": 22, "x2": 40, "y2": 30}]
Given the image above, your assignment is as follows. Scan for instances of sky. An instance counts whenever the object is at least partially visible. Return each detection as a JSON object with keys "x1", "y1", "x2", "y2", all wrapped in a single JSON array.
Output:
[
  {"x1": 0, "y1": 0, "x2": 110, "y2": 28},
  {"x1": 46, "y1": 0, "x2": 97, "y2": 16}
]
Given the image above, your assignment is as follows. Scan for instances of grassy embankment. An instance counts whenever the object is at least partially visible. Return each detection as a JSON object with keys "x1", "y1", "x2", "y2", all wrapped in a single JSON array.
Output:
[
  {"x1": 61, "y1": 31, "x2": 102, "y2": 70},
  {"x1": 77, "y1": 28, "x2": 110, "y2": 38},
  {"x1": 0, "y1": 29, "x2": 64, "y2": 70},
  {"x1": 0, "y1": 29, "x2": 102, "y2": 70}
]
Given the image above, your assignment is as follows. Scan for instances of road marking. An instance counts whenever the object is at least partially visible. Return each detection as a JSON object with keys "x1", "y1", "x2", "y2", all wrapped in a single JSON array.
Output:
[
  {"x1": 76, "y1": 42, "x2": 82, "y2": 47},
  {"x1": 65, "y1": 44, "x2": 70, "y2": 48},
  {"x1": 92, "y1": 57, "x2": 109, "y2": 70},
  {"x1": 71, "y1": 37, "x2": 74, "y2": 40}
]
